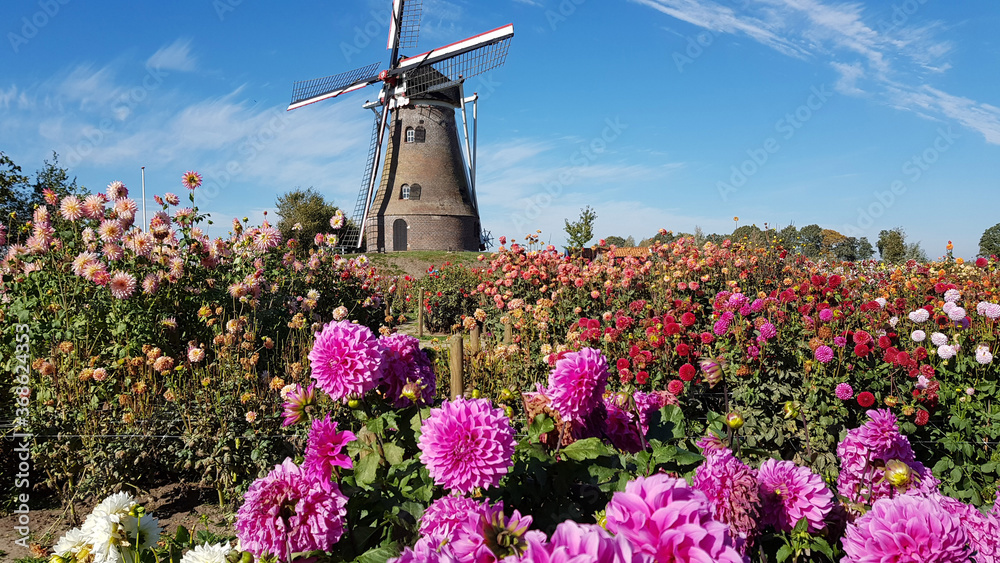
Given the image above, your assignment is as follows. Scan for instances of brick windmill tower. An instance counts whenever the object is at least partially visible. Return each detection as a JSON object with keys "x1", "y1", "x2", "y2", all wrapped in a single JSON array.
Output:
[{"x1": 287, "y1": 1, "x2": 514, "y2": 252}]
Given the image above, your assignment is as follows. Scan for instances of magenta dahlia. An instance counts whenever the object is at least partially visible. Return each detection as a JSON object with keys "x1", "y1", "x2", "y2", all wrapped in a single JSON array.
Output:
[
  {"x1": 837, "y1": 409, "x2": 938, "y2": 504},
  {"x1": 378, "y1": 333, "x2": 436, "y2": 407},
  {"x1": 308, "y1": 320, "x2": 384, "y2": 402},
  {"x1": 814, "y1": 345, "x2": 834, "y2": 363},
  {"x1": 842, "y1": 495, "x2": 970, "y2": 562},
  {"x1": 302, "y1": 414, "x2": 356, "y2": 482},
  {"x1": 522, "y1": 520, "x2": 649, "y2": 563},
  {"x1": 757, "y1": 459, "x2": 832, "y2": 533},
  {"x1": 835, "y1": 382, "x2": 854, "y2": 400},
  {"x1": 692, "y1": 442, "x2": 760, "y2": 551},
  {"x1": 281, "y1": 383, "x2": 317, "y2": 427},
  {"x1": 420, "y1": 495, "x2": 487, "y2": 541},
  {"x1": 235, "y1": 458, "x2": 347, "y2": 561},
  {"x1": 418, "y1": 397, "x2": 515, "y2": 493},
  {"x1": 390, "y1": 536, "x2": 461, "y2": 563},
  {"x1": 546, "y1": 347, "x2": 609, "y2": 422},
  {"x1": 450, "y1": 500, "x2": 545, "y2": 562},
  {"x1": 604, "y1": 473, "x2": 743, "y2": 562}
]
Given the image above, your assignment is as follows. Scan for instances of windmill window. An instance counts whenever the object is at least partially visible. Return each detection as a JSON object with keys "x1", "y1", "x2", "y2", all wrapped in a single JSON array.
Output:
[
  {"x1": 405, "y1": 127, "x2": 415, "y2": 143},
  {"x1": 400, "y1": 184, "x2": 410, "y2": 199},
  {"x1": 409, "y1": 184, "x2": 421, "y2": 200},
  {"x1": 414, "y1": 126, "x2": 426, "y2": 143}
]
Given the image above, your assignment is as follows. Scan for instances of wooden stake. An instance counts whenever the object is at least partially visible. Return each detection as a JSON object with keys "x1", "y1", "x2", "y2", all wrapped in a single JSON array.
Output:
[
  {"x1": 417, "y1": 287, "x2": 424, "y2": 338},
  {"x1": 449, "y1": 334, "x2": 464, "y2": 398},
  {"x1": 503, "y1": 322, "x2": 512, "y2": 346},
  {"x1": 470, "y1": 323, "x2": 480, "y2": 354}
]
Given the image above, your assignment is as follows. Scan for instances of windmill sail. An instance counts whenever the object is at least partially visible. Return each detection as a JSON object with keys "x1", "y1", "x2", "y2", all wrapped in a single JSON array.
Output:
[
  {"x1": 394, "y1": 24, "x2": 513, "y2": 95},
  {"x1": 288, "y1": 62, "x2": 381, "y2": 110},
  {"x1": 388, "y1": 0, "x2": 422, "y2": 51}
]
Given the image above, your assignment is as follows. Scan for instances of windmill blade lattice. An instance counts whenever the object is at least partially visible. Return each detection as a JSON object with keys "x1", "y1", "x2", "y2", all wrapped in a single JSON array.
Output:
[
  {"x1": 396, "y1": 0, "x2": 422, "y2": 49},
  {"x1": 289, "y1": 62, "x2": 381, "y2": 109},
  {"x1": 396, "y1": 26, "x2": 512, "y2": 95},
  {"x1": 338, "y1": 113, "x2": 385, "y2": 250}
]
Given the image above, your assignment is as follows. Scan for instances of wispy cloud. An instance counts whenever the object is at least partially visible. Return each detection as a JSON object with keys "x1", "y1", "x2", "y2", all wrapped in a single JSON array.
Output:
[
  {"x1": 147, "y1": 38, "x2": 197, "y2": 72},
  {"x1": 631, "y1": 0, "x2": 1000, "y2": 145}
]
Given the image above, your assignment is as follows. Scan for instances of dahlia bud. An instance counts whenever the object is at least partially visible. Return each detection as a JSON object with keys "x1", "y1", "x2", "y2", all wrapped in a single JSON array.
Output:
[
  {"x1": 347, "y1": 398, "x2": 361, "y2": 409},
  {"x1": 884, "y1": 459, "x2": 913, "y2": 489},
  {"x1": 471, "y1": 389, "x2": 482, "y2": 399},
  {"x1": 503, "y1": 405, "x2": 514, "y2": 418},
  {"x1": 499, "y1": 388, "x2": 513, "y2": 402},
  {"x1": 699, "y1": 357, "x2": 724, "y2": 388},
  {"x1": 595, "y1": 510, "x2": 608, "y2": 530},
  {"x1": 725, "y1": 411, "x2": 744, "y2": 430},
  {"x1": 783, "y1": 401, "x2": 800, "y2": 419},
  {"x1": 401, "y1": 381, "x2": 421, "y2": 402}
]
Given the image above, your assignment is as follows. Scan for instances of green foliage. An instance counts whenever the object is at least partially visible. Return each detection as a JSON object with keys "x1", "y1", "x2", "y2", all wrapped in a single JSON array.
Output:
[
  {"x1": 798, "y1": 224, "x2": 823, "y2": 258},
  {"x1": 856, "y1": 236, "x2": 875, "y2": 260},
  {"x1": 564, "y1": 206, "x2": 597, "y2": 251},
  {"x1": 877, "y1": 227, "x2": 906, "y2": 263},
  {"x1": 603, "y1": 235, "x2": 635, "y2": 247},
  {"x1": 275, "y1": 188, "x2": 341, "y2": 248},
  {"x1": 981, "y1": 222, "x2": 1000, "y2": 257},
  {"x1": 419, "y1": 262, "x2": 480, "y2": 333}
]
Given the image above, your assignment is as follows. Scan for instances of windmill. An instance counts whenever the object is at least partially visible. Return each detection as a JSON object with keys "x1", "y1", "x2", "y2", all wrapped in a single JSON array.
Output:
[{"x1": 288, "y1": 1, "x2": 513, "y2": 252}]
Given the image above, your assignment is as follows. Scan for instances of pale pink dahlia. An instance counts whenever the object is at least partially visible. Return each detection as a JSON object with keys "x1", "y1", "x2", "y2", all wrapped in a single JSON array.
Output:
[
  {"x1": 378, "y1": 333, "x2": 436, "y2": 407},
  {"x1": 235, "y1": 458, "x2": 347, "y2": 561},
  {"x1": 418, "y1": 397, "x2": 515, "y2": 494},
  {"x1": 60, "y1": 195, "x2": 84, "y2": 221},
  {"x1": 757, "y1": 459, "x2": 832, "y2": 533},
  {"x1": 842, "y1": 495, "x2": 970, "y2": 562},
  {"x1": 182, "y1": 171, "x2": 203, "y2": 190},
  {"x1": 308, "y1": 320, "x2": 384, "y2": 402},
  {"x1": 302, "y1": 414, "x2": 356, "y2": 482},
  {"x1": 604, "y1": 473, "x2": 743, "y2": 562},
  {"x1": 546, "y1": 347, "x2": 609, "y2": 422},
  {"x1": 693, "y1": 440, "x2": 760, "y2": 551},
  {"x1": 420, "y1": 495, "x2": 487, "y2": 541},
  {"x1": 108, "y1": 271, "x2": 136, "y2": 299}
]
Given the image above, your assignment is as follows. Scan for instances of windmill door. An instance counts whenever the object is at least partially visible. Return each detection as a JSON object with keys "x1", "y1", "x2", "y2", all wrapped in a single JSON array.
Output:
[{"x1": 393, "y1": 219, "x2": 407, "y2": 251}]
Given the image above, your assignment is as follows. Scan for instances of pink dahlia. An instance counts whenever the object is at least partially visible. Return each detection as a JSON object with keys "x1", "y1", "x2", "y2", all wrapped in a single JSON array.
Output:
[
  {"x1": 837, "y1": 409, "x2": 938, "y2": 504},
  {"x1": 757, "y1": 459, "x2": 832, "y2": 533},
  {"x1": 418, "y1": 398, "x2": 515, "y2": 493},
  {"x1": 378, "y1": 333, "x2": 436, "y2": 407},
  {"x1": 281, "y1": 383, "x2": 317, "y2": 427},
  {"x1": 60, "y1": 195, "x2": 84, "y2": 221},
  {"x1": 390, "y1": 536, "x2": 460, "y2": 563},
  {"x1": 934, "y1": 494, "x2": 1000, "y2": 562},
  {"x1": 693, "y1": 441, "x2": 760, "y2": 551},
  {"x1": 182, "y1": 171, "x2": 203, "y2": 190},
  {"x1": 546, "y1": 347, "x2": 609, "y2": 423},
  {"x1": 605, "y1": 473, "x2": 743, "y2": 562},
  {"x1": 842, "y1": 495, "x2": 970, "y2": 562},
  {"x1": 450, "y1": 500, "x2": 544, "y2": 562},
  {"x1": 235, "y1": 458, "x2": 347, "y2": 561},
  {"x1": 420, "y1": 495, "x2": 487, "y2": 541},
  {"x1": 302, "y1": 414, "x2": 356, "y2": 482},
  {"x1": 522, "y1": 520, "x2": 649, "y2": 563},
  {"x1": 108, "y1": 271, "x2": 136, "y2": 299},
  {"x1": 308, "y1": 320, "x2": 384, "y2": 402},
  {"x1": 835, "y1": 382, "x2": 853, "y2": 400},
  {"x1": 814, "y1": 345, "x2": 834, "y2": 363}
]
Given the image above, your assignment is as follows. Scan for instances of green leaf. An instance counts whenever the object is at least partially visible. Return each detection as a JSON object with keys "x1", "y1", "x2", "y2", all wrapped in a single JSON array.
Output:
[
  {"x1": 560, "y1": 438, "x2": 612, "y2": 461},
  {"x1": 776, "y1": 544, "x2": 794, "y2": 562},
  {"x1": 173, "y1": 525, "x2": 191, "y2": 546},
  {"x1": 354, "y1": 545, "x2": 400, "y2": 563},
  {"x1": 383, "y1": 442, "x2": 405, "y2": 466},
  {"x1": 528, "y1": 414, "x2": 555, "y2": 442},
  {"x1": 812, "y1": 536, "x2": 834, "y2": 558},
  {"x1": 355, "y1": 453, "x2": 380, "y2": 487}
]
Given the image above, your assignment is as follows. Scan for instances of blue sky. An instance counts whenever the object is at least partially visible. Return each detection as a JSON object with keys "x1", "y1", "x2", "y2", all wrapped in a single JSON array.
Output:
[{"x1": 2, "y1": 0, "x2": 999, "y2": 257}]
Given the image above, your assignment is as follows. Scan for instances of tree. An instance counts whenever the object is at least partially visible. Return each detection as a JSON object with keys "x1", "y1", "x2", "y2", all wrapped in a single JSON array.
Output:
[
  {"x1": 903, "y1": 241, "x2": 928, "y2": 262},
  {"x1": 980, "y1": 223, "x2": 1000, "y2": 257},
  {"x1": 0, "y1": 151, "x2": 30, "y2": 227},
  {"x1": 731, "y1": 224, "x2": 763, "y2": 244},
  {"x1": 275, "y1": 188, "x2": 340, "y2": 247},
  {"x1": 31, "y1": 152, "x2": 83, "y2": 201},
  {"x1": 798, "y1": 224, "x2": 823, "y2": 258},
  {"x1": 603, "y1": 235, "x2": 635, "y2": 247},
  {"x1": 564, "y1": 206, "x2": 597, "y2": 251},
  {"x1": 775, "y1": 224, "x2": 799, "y2": 252},
  {"x1": 857, "y1": 237, "x2": 875, "y2": 260},
  {"x1": 877, "y1": 227, "x2": 906, "y2": 264}
]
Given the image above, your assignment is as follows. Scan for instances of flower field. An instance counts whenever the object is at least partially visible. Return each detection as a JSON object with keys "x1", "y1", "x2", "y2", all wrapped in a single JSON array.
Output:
[{"x1": 4, "y1": 176, "x2": 1000, "y2": 561}]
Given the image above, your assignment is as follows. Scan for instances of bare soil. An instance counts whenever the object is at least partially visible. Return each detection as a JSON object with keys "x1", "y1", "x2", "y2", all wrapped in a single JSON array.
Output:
[{"x1": 0, "y1": 483, "x2": 232, "y2": 562}]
